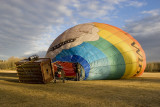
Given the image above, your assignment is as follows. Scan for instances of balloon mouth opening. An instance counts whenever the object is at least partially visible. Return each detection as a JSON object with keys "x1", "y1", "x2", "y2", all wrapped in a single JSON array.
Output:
[
  {"x1": 51, "y1": 55, "x2": 90, "y2": 80},
  {"x1": 52, "y1": 61, "x2": 86, "y2": 80}
]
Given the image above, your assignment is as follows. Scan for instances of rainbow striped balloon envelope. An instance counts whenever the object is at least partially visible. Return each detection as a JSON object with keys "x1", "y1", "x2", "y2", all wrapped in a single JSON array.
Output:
[{"x1": 46, "y1": 22, "x2": 146, "y2": 80}]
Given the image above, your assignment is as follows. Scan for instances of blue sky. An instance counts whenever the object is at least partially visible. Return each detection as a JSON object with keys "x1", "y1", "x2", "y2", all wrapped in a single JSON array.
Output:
[{"x1": 0, "y1": 0, "x2": 160, "y2": 62}]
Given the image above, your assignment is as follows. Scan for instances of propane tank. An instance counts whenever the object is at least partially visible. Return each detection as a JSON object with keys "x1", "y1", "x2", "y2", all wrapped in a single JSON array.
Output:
[{"x1": 28, "y1": 55, "x2": 39, "y2": 61}]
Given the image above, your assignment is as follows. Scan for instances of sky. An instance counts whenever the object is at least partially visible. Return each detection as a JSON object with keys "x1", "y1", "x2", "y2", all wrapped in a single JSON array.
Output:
[{"x1": 0, "y1": 0, "x2": 160, "y2": 62}]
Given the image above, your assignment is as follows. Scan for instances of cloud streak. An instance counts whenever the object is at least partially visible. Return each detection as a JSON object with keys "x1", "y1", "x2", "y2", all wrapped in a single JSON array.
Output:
[
  {"x1": 142, "y1": 9, "x2": 160, "y2": 16},
  {"x1": 127, "y1": 1, "x2": 146, "y2": 7},
  {"x1": 0, "y1": 0, "x2": 151, "y2": 60},
  {"x1": 123, "y1": 14, "x2": 160, "y2": 62},
  {"x1": 0, "y1": 0, "x2": 72, "y2": 59}
]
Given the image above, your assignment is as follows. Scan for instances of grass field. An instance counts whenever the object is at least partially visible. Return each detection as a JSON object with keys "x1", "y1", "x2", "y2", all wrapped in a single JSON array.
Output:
[{"x1": 0, "y1": 70, "x2": 160, "y2": 107}]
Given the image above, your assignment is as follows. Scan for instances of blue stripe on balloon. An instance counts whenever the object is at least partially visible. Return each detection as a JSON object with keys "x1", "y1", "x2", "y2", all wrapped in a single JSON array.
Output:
[{"x1": 52, "y1": 42, "x2": 106, "y2": 79}]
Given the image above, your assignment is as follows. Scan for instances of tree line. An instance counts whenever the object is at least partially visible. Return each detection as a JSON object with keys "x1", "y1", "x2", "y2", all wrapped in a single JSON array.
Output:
[{"x1": 0, "y1": 56, "x2": 22, "y2": 70}]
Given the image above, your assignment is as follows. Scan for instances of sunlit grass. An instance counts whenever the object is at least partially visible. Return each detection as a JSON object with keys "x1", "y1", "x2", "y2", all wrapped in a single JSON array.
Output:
[{"x1": 0, "y1": 70, "x2": 160, "y2": 107}]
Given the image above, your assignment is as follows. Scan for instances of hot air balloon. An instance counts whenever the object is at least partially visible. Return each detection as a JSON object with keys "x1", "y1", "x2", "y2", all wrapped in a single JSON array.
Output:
[{"x1": 46, "y1": 22, "x2": 146, "y2": 80}]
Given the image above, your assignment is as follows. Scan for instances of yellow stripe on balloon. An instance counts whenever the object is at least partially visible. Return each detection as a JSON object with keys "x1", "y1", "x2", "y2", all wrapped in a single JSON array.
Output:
[{"x1": 93, "y1": 22, "x2": 140, "y2": 78}]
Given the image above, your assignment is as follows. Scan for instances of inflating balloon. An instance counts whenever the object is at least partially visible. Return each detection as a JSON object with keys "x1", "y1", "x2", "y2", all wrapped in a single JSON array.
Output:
[{"x1": 46, "y1": 22, "x2": 146, "y2": 80}]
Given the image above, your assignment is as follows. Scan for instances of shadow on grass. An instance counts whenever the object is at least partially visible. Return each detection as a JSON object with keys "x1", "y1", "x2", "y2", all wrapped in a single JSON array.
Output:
[
  {"x1": 1, "y1": 71, "x2": 160, "y2": 84},
  {"x1": 125, "y1": 77, "x2": 160, "y2": 84},
  {"x1": 0, "y1": 72, "x2": 19, "y2": 83},
  {"x1": 0, "y1": 72, "x2": 160, "y2": 106},
  {"x1": 1, "y1": 78, "x2": 160, "y2": 107},
  {"x1": 0, "y1": 78, "x2": 19, "y2": 83},
  {"x1": 0, "y1": 72, "x2": 18, "y2": 77}
]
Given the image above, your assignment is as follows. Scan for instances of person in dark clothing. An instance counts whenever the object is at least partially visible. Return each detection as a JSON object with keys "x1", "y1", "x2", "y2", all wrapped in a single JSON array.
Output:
[
  {"x1": 74, "y1": 63, "x2": 80, "y2": 81},
  {"x1": 54, "y1": 62, "x2": 65, "y2": 83}
]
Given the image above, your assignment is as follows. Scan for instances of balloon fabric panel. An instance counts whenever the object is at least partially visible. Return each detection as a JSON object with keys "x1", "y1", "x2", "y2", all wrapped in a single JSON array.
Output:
[{"x1": 46, "y1": 22, "x2": 146, "y2": 80}]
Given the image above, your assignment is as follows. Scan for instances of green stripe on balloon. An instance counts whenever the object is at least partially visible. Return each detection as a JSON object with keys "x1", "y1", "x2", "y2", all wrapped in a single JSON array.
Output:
[{"x1": 87, "y1": 37, "x2": 126, "y2": 79}]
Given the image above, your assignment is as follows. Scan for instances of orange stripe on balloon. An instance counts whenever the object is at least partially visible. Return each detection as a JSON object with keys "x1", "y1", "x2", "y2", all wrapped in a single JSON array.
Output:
[{"x1": 93, "y1": 22, "x2": 146, "y2": 77}]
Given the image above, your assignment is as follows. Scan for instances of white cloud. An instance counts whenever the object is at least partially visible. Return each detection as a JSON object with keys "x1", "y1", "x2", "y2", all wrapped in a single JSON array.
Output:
[
  {"x1": 24, "y1": 51, "x2": 34, "y2": 56},
  {"x1": 0, "y1": 54, "x2": 8, "y2": 60},
  {"x1": 127, "y1": 1, "x2": 146, "y2": 7},
  {"x1": 71, "y1": 0, "x2": 127, "y2": 19},
  {"x1": 123, "y1": 15, "x2": 160, "y2": 62},
  {"x1": 0, "y1": 0, "x2": 73, "y2": 59},
  {"x1": 0, "y1": 54, "x2": 7, "y2": 58},
  {"x1": 70, "y1": 0, "x2": 146, "y2": 20},
  {"x1": 123, "y1": 15, "x2": 160, "y2": 37},
  {"x1": 125, "y1": 19, "x2": 134, "y2": 23},
  {"x1": 0, "y1": 0, "x2": 151, "y2": 60},
  {"x1": 142, "y1": 9, "x2": 160, "y2": 16}
]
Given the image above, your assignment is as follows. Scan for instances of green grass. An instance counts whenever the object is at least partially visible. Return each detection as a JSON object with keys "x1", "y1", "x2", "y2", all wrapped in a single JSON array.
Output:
[{"x1": 0, "y1": 71, "x2": 160, "y2": 107}]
